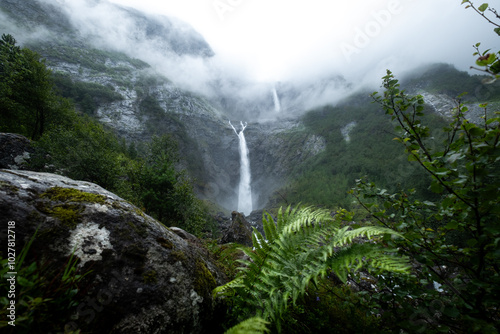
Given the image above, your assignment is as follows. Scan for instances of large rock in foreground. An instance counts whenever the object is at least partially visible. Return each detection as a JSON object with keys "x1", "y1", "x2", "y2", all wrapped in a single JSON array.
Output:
[{"x1": 0, "y1": 169, "x2": 226, "y2": 333}]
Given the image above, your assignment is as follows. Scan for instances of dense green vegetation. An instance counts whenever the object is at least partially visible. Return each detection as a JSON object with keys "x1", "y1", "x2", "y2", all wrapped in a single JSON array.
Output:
[
  {"x1": 0, "y1": 34, "x2": 69, "y2": 140},
  {"x1": 348, "y1": 71, "x2": 500, "y2": 332},
  {"x1": 282, "y1": 94, "x2": 443, "y2": 209},
  {"x1": 0, "y1": 230, "x2": 88, "y2": 332},
  {"x1": 0, "y1": 33, "x2": 208, "y2": 235},
  {"x1": 280, "y1": 63, "x2": 499, "y2": 212},
  {"x1": 52, "y1": 73, "x2": 123, "y2": 115}
]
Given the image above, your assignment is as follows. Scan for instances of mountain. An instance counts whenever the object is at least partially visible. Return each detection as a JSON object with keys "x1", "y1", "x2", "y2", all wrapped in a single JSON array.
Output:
[
  {"x1": 2, "y1": 0, "x2": 499, "y2": 214},
  {"x1": 0, "y1": 0, "x2": 213, "y2": 57},
  {"x1": 0, "y1": 0, "x2": 322, "y2": 212}
]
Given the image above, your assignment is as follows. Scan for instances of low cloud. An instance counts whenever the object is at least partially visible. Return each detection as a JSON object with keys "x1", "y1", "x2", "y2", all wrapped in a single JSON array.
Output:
[{"x1": 10, "y1": 0, "x2": 499, "y2": 121}]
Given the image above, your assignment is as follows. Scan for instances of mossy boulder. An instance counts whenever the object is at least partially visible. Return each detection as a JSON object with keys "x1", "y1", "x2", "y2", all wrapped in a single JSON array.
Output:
[{"x1": 0, "y1": 169, "x2": 226, "y2": 333}]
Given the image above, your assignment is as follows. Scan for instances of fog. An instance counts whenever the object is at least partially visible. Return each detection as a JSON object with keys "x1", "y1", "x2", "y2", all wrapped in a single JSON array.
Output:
[
  {"x1": 27, "y1": 0, "x2": 500, "y2": 117},
  {"x1": 107, "y1": 0, "x2": 499, "y2": 82}
]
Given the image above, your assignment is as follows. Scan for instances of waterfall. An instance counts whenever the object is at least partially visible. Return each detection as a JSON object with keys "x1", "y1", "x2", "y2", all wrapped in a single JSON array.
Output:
[
  {"x1": 230, "y1": 121, "x2": 253, "y2": 215},
  {"x1": 272, "y1": 85, "x2": 281, "y2": 112}
]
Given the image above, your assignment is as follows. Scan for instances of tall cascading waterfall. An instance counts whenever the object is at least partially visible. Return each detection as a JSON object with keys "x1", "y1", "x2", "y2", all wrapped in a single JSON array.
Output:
[
  {"x1": 229, "y1": 121, "x2": 253, "y2": 215},
  {"x1": 272, "y1": 85, "x2": 281, "y2": 112}
]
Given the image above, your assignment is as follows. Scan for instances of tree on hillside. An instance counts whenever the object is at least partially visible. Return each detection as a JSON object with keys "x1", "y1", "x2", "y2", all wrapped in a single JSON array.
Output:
[
  {"x1": 0, "y1": 34, "x2": 61, "y2": 139},
  {"x1": 132, "y1": 135, "x2": 206, "y2": 234}
]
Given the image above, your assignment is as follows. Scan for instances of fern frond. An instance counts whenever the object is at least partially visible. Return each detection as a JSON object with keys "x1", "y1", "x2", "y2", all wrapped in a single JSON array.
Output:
[
  {"x1": 327, "y1": 243, "x2": 410, "y2": 282},
  {"x1": 331, "y1": 226, "x2": 404, "y2": 248},
  {"x1": 263, "y1": 211, "x2": 278, "y2": 242},
  {"x1": 224, "y1": 316, "x2": 270, "y2": 334},
  {"x1": 213, "y1": 206, "x2": 410, "y2": 332},
  {"x1": 213, "y1": 276, "x2": 244, "y2": 298}
]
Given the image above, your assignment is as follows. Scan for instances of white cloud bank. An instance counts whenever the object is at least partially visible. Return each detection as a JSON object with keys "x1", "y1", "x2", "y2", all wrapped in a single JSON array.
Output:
[{"x1": 108, "y1": 0, "x2": 499, "y2": 85}]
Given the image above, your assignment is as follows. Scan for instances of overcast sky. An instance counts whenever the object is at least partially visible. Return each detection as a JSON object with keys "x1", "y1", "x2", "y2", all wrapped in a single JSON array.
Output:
[{"x1": 105, "y1": 0, "x2": 499, "y2": 84}]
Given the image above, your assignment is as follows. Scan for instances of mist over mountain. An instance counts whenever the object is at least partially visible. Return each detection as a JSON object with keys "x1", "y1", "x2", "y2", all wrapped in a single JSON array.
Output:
[{"x1": 1, "y1": 0, "x2": 498, "y2": 213}]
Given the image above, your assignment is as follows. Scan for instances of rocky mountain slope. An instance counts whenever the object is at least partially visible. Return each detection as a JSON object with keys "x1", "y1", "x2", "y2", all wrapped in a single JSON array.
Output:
[
  {"x1": 2, "y1": 0, "x2": 497, "y2": 214},
  {"x1": 0, "y1": 0, "x2": 312, "y2": 212}
]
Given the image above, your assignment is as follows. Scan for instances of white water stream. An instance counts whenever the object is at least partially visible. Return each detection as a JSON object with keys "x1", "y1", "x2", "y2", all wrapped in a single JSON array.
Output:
[
  {"x1": 272, "y1": 85, "x2": 281, "y2": 113},
  {"x1": 230, "y1": 121, "x2": 253, "y2": 215}
]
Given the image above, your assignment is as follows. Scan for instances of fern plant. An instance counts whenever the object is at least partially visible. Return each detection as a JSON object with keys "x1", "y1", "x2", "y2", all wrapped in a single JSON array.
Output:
[
  {"x1": 224, "y1": 316, "x2": 270, "y2": 334},
  {"x1": 214, "y1": 206, "x2": 410, "y2": 332}
]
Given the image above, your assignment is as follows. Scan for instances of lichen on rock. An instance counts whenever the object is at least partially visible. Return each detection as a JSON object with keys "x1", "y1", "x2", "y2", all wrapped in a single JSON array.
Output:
[{"x1": 68, "y1": 222, "x2": 113, "y2": 267}]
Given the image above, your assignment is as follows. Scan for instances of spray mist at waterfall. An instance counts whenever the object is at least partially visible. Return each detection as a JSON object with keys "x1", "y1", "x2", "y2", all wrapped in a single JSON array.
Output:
[
  {"x1": 272, "y1": 85, "x2": 281, "y2": 112},
  {"x1": 230, "y1": 121, "x2": 253, "y2": 215}
]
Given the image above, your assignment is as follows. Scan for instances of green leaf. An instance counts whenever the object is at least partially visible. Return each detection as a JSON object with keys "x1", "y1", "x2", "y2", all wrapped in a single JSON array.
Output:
[
  {"x1": 478, "y1": 3, "x2": 489, "y2": 12},
  {"x1": 495, "y1": 27, "x2": 500, "y2": 36},
  {"x1": 445, "y1": 221, "x2": 459, "y2": 230},
  {"x1": 476, "y1": 53, "x2": 497, "y2": 66},
  {"x1": 430, "y1": 182, "x2": 444, "y2": 194},
  {"x1": 491, "y1": 60, "x2": 500, "y2": 74},
  {"x1": 446, "y1": 153, "x2": 463, "y2": 163}
]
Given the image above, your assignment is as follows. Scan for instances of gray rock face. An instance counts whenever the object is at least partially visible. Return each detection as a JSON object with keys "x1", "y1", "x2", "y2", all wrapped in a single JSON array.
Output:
[
  {"x1": 0, "y1": 169, "x2": 226, "y2": 333},
  {"x1": 220, "y1": 211, "x2": 253, "y2": 247},
  {"x1": 0, "y1": 133, "x2": 33, "y2": 170}
]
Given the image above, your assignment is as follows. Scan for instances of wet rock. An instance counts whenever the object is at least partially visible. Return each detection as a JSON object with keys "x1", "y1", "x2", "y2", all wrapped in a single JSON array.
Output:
[
  {"x1": 170, "y1": 226, "x2": 197, "y2": 242},
  {"x1": 0, "y1": 169, "x2": 226, "y2": 333},
  {"x1": 219, "y1": 211, "x2": 253, "y2": 247},
  {"x1": 0, "y1": 133, "x2": 34, "y2": 170}
]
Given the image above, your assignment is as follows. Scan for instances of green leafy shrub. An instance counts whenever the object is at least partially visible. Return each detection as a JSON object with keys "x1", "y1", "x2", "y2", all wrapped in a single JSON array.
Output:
[
  {"x1": 31, "y1": 113, "x2": 123, "y2": 191},
  {"x1": 350, "y1": 71, "x2": 500, "y2": 333}
]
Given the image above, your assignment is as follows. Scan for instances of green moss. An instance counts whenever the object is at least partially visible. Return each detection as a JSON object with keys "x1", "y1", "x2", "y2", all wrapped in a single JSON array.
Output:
[
  {"x1": 208, "y1": 243, "x2": 244, "y2": 280},
  {"x1": 127, "y1": 221, "x2": 148, "y2": 238},
  {"x1": 143, "y1": 270, "x2": 157, "y2": 284},
  {"x1": 41, "y1": 187, "x2": 106, "y2": 204},
  {"x1": 194, "y1": 259, "x2": 217, "y2": 296},
  {"x1": 36, "y1": 201, "x2": 83, "y2": 228},
  {"x1": 49, "y1": 204, "x2": 82, "y2": 228},
  {"x1": 157, "y1": 237, "x2": 174, "y2": 249},
  {"x1": 0, "y1": 180, "x2": 19, "y2": 193},
  {"x1": 170, "y1": 250, "x2": 187, "y2": 263},
  {"x1": 134, "y1": 207, "x2": 147, "y2": 219},
  {"x1": 37, "y1": 187, "x2": 107, "y2": 228}
]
